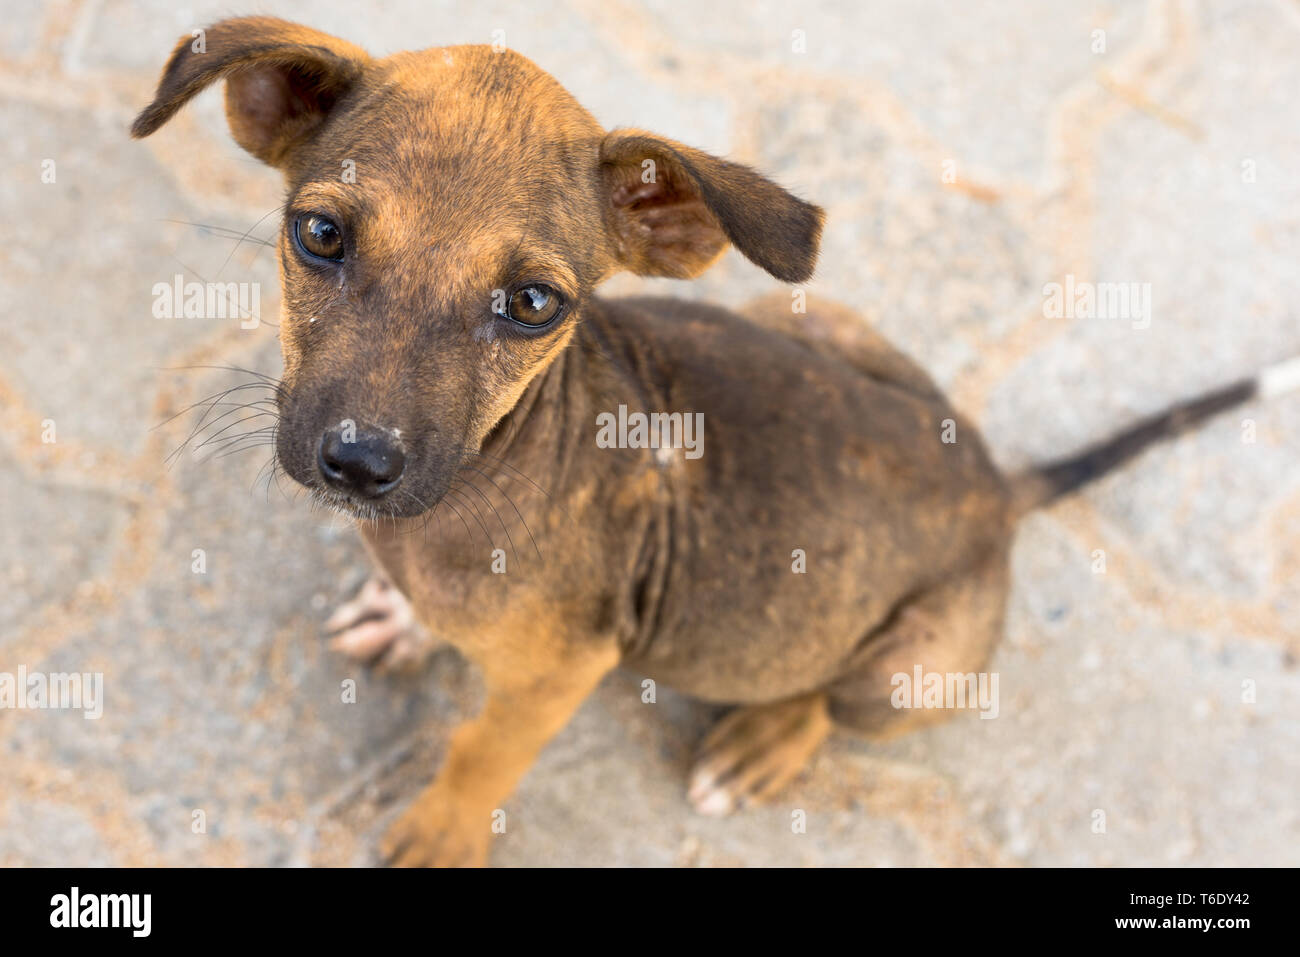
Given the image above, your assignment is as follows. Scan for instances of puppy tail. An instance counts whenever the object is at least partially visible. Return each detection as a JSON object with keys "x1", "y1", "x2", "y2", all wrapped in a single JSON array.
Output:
[{"x1": 1010, "y1": 355, "x2": 1300, "y2": 513}]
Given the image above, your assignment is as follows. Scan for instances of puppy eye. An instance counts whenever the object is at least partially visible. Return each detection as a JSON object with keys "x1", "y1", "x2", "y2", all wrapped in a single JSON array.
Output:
[
  {"x1": 295, "y1": 214, "x2": 344, "y2": 262},
  {"x1": 505, "y1": 283, "x2": 563, "y2": 327}
]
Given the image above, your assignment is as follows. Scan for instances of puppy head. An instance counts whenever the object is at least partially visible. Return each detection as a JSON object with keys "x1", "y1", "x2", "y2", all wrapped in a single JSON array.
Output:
[{"x1": 134, "y1": 17, "x2": 823, "y2": 517}]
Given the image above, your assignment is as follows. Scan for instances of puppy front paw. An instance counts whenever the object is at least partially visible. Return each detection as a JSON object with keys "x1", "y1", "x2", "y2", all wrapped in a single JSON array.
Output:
[
  {"x1": 381, "y1": 786, "x2": 492, "y2": 868},
  {"x1": 325, "y1": 574, "x2": 443, "y2": 672}
]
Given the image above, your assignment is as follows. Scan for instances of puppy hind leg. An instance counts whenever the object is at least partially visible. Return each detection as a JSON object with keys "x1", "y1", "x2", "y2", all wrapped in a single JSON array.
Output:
[{"x1": 824, "y1": 551, "x2": 1009, "y2": 739}]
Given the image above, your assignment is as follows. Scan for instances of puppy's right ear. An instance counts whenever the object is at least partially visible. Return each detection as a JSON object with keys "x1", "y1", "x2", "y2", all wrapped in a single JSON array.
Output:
[{"x1": 130, "y1": 16, "x2": 371, "y2": 168}]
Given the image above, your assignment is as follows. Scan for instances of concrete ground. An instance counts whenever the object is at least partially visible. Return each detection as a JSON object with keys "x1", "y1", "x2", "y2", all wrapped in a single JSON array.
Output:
[{"x1": 1, "y1": 0, "x2": 1297, "y2": 866}]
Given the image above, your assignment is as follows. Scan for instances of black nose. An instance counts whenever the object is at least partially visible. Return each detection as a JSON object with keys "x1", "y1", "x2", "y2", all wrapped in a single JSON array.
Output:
[{"x1": 316, "y1": 424, "x2": 406, "y2": 498}]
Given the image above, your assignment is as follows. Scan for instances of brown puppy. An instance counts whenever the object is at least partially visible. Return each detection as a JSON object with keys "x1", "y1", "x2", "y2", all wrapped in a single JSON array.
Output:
[{"x1": 133, "y1": 18, "x2": 1269, "y2": 865}]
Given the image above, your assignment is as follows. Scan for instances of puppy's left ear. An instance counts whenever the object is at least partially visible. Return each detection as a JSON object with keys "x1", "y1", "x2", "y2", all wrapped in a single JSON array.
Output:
[{"x1": 598, "y1": 130, "x2": 824, "y2": 283}]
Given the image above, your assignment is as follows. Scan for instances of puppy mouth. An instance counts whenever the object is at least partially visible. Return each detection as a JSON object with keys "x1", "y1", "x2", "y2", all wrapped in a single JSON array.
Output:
[{"x1": 302, "y1": 480, "x2": 443, "y2": 520}]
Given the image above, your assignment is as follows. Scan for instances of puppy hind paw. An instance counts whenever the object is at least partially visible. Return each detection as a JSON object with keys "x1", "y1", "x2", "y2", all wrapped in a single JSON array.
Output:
[{"x1": 688, "y1": 693, "x2": 832, "y2": 817}]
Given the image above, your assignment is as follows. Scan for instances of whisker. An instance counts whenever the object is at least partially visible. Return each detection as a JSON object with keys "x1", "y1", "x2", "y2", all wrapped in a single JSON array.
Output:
[
  {"x1": 154, "y1": 381, "x2": 278, "y2": 432},
  {"x1": 158, "y1": 364, "x2": 282, "y2": 385},
  {"x1": 159, "y1": 218, "x2": 276, "y2": 248},
  {"x1": 458, "y1": 464, "x2": 540, "y2": 564},
  {"x1": 464, "y1": 450, "x2": 577, "y2": 533},
  {"x1": 156, "y1": 367, "x2": 283, "y2": 475},
  {"x1": 453, "y1": 471, "x2": 521, "y2": 569},
  {"x1": 209, "y1": 437, "x2": 278, "y2": 461},
  {"x1": 465, "y1": 450, "x2": 556, "y2": 501},
  {"x1": 396, "y1": 489, "x2": 437, "y2": 540},
  {"x1": 202, "y1": 426, "x2": 278, "y2": 454},
  {"x1": 216, "y1": 204, "x2": 287, "y2": 276},
  {"x1": 165, "y1": 396, "x2": 279, "y2": 466},
  {"x1": 191, "y1": 411, "x2": 277, "y2": 452},
  {"x1": 439, "y1": 494, "x2": 475, "y2": 547},
  {"x1": 444, "y1": 485, "x2": 494, "y2": 554}
]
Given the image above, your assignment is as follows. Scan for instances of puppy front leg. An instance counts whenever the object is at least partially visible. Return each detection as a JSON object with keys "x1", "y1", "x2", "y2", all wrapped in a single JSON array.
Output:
[{"x1": 382, "y1": 638, "x2": 618, "y2": 867}]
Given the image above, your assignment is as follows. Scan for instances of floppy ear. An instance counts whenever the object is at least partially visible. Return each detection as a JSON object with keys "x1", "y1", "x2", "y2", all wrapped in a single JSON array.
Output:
[
  {"x1": 598, "y1": 130, "x2": 824, "y2": 284},
  {"x1": 130, "y1": 16, "x2": 371, "y2": 167}
]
